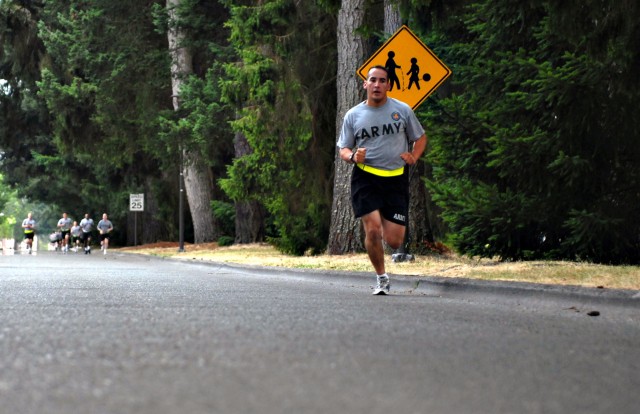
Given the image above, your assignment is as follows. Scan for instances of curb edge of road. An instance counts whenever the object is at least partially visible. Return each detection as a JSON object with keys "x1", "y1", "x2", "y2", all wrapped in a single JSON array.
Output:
[
  {"x1": 219, "y1": 260, "x2": 640, "y2": 307},
  {"x1": 118, "y1": 251, "x2": 640, "y2": 308}
]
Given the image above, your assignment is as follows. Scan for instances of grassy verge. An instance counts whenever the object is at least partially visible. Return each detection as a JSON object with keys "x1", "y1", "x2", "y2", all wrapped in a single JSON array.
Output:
[{"x1": 117, "y1": 242, "x2": 640, "y2": 291}]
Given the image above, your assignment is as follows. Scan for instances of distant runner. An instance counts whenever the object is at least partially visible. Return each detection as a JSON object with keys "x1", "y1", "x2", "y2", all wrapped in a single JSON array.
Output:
[
  {"x1": 97, "y1": 213, "x2": 114, "y2": 255},
  {"x1": 79, "y1": 213, "x2": 94, "y2": 254},
  {"x1": 21, "y1": 212, "x2": 37, "y2": 254},
  {"x1": 70, "y1": 221, "x2": 82, "y2": 253},
  {"x1": 57, "y1": 212, "x2": 73, "y2": 253}
]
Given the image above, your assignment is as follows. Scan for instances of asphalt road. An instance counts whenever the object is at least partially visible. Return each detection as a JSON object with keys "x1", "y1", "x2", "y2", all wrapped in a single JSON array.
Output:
[{"x1": 1, "y1": 251, "x2": 639, "y2": 414}]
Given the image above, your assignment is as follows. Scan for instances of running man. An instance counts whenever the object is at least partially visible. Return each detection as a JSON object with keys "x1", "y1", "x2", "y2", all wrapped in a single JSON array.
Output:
[
  {"x1": 79, "y1": 213, "x2": 94, "y2": 254},
  {"x1": 337, "y1": 65, "x2": 427, "y2": 295},
  {"x1": 97, "y1": 213, "x2": 113, "y2": 255},
  {"x1": 21, "y1": 212, "x2": 37, "y2": 254},
  {"x1": 70, "y1": 221, "x2": 82, "y2": 253},
  {"x1": 57, "y1": 212, "x2": 73, "y2": 253}
]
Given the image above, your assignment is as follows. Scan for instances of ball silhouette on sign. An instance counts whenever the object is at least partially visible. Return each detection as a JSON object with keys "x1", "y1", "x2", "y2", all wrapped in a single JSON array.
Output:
[{"x1": 422, "y1": 73, "x2": 431, "y2": 82}]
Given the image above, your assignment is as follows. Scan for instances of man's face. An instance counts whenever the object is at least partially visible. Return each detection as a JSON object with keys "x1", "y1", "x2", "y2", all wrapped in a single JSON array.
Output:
[{"x1": 363, "y1": 68, "x2": 390, "y2": 105}]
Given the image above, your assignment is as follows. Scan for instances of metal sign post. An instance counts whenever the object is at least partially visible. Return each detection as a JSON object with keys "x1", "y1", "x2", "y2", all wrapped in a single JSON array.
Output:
[{"x1": 129, "y1": 193, "x2": 144, "y2": 246}]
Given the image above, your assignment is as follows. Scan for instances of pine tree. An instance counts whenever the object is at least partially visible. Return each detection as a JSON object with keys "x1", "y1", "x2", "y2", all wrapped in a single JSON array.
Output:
[
  {"x1": 427, "y1": 0, "x2": 640, "y2": 263},
  {"x1": 220, "y1": 0, "x2": 338, "y2": 255},
  {"x1": 33, "y1": 0, "x2": 179, "y2": 243}
]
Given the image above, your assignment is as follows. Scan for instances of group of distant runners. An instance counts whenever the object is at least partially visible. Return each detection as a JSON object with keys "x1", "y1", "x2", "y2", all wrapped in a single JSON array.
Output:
[{"x1": 21, "y1": 212, "x2": 114, "y2": 255}]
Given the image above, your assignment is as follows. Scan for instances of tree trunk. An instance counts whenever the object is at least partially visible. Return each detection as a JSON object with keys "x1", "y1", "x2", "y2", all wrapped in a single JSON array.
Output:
[
  {"x1": 384, "y1": 3, "x2": 436, "y2": 254},
  {"x1": 328, "y1": 0, "x2": 367, "y2": 254},
  {"x1": 406, "y1": 162, "x2": 432, "y2": 253},
  {"x1": 166, "y1": 0, "x2": 217, "y2": 243},
  {"x1": 232, "y1": 125, "x2": 265, "y2": 244},
  {"x1": 384, "y1": 1, "x2": 402, "y2": 33},
  {"x1": 183, "y1": 150, "x2": 218, "y2": 242},
  {"x1": 235, "y1": 201, "x2": 265, "y2": 243}
]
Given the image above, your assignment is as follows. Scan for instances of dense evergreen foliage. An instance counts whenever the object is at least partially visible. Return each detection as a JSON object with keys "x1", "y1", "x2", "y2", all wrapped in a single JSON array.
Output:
[
  {"x1": 1, "y1": 0, "x2": 639, "y2": 263},
  {"x1": 426, "y1": 0, "x2": 640, "y2": 263},
  {"x1": 219, "y1": 0, "x2": 337, "y2": 254}
]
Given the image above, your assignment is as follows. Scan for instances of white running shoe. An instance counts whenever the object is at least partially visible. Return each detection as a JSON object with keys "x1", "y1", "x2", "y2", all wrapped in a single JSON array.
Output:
[{"x1": 372, "y1": 275, "x2": 390, "y2": 295}]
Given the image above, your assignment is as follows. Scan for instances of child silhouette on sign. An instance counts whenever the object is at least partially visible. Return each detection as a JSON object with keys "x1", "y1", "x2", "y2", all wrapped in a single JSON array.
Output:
[
  {"x1": 406, "y1": 57, "x2": 421, "y2": 90},
  {"x1": 385, "y1": 51, "x2": 402, "y2": 91}
]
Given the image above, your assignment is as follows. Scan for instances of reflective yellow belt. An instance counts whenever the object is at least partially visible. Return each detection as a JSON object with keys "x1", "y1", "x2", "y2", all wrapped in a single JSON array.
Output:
[{"x1": 356, "y1": 163, "x2": 404, "y2": 177}]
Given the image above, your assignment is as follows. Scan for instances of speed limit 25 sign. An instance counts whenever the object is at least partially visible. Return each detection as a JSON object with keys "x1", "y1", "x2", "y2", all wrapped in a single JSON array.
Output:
[{"x1": 130, "y1": 193, "x2": 144, "y2": 212}]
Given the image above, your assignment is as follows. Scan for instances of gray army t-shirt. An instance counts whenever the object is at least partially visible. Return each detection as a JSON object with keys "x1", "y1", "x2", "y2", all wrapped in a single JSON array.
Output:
[{"x1": 337, "y1": 97, "x2": 424, "y2": 171}]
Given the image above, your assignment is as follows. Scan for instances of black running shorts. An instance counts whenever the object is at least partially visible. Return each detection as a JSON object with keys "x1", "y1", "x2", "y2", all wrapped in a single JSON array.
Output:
[{"x1": 350, "y1": 165, "x2": 409, "y2": 226}]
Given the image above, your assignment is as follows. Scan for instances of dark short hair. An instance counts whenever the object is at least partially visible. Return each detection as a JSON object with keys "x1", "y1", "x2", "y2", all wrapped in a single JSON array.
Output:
[{"x1": 368, "y1": 65, "x2": 389, "y2": 78}]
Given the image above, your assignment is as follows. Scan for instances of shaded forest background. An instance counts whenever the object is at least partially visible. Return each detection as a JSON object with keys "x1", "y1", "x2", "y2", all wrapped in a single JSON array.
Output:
[{"x1": 1, "y1": 0, "x2": 639, "y2": 264}]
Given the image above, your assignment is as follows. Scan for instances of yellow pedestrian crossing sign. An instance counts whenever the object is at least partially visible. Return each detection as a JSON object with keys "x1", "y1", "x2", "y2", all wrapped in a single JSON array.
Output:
[{"x1": 358, "y1": 25, "x2": 451, "y2": 110}]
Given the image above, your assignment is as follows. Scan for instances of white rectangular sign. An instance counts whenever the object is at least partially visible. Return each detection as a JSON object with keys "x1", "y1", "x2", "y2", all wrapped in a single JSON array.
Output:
[{"x1": 130, "y1": 193, "x2": 144, "y2": 212}]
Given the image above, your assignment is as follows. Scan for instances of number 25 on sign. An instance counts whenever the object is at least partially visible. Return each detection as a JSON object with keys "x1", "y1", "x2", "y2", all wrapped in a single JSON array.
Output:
[{"x1": 130, "y1": 194, "x2": 144, "y2": 212}]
